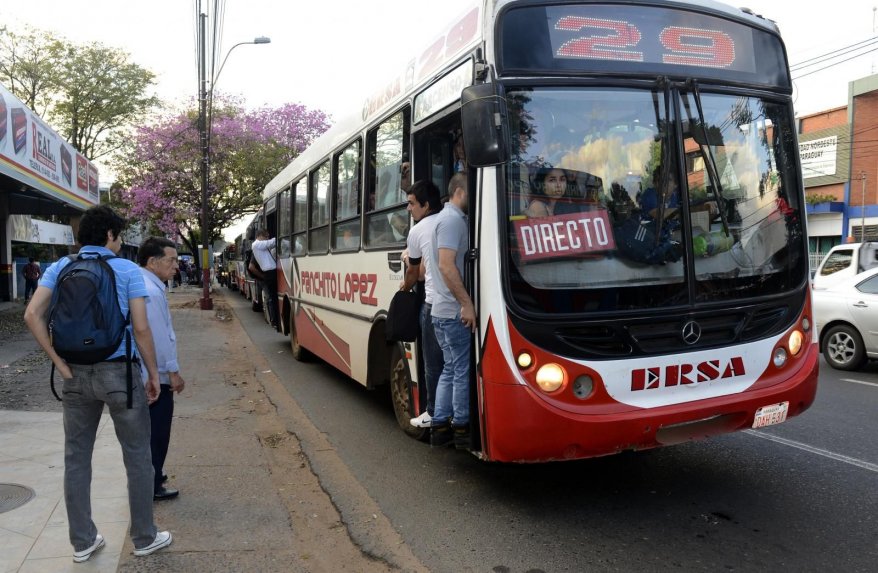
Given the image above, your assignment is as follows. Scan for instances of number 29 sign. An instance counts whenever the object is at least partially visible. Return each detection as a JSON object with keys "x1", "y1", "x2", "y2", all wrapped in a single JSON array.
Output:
[{"x1": 546, "y1": 6, "x2": 754, "y2": 72}]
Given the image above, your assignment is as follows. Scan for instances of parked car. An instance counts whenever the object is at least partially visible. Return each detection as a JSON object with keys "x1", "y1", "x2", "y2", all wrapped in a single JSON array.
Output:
[
  {"x1": 813, "y1": 266, "x2": 878, "y2": 370},
  {"x1": 812, "y1": 242, "x2": 878, "y2": 289}
]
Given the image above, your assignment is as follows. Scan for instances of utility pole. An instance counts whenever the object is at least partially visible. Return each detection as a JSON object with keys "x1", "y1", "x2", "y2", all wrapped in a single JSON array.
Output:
[{"x1": 198, "y1": 8, "x2": 212, "y2": 310}]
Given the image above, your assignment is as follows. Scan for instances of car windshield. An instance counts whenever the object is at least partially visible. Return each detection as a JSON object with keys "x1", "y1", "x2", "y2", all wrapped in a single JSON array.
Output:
[{"x1": 504, "y1": 87, "x2": 807, "y2": 315}]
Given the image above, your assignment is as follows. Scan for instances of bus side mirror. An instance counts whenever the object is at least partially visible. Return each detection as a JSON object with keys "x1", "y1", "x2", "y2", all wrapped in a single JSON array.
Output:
[{"x1": 460, "y1": 83, "x2": 509, "y2": 167}]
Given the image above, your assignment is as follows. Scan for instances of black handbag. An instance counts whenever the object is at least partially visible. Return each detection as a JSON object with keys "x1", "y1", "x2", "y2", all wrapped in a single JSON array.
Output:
[{"x1": 386, "y1": 290, "x2": 421, "y2": 342}]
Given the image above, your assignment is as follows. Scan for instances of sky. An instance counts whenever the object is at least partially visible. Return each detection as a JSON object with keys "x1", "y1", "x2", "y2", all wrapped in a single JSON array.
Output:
[{"x1": 2, "y1": 0, "x2": 877, "y2": 239}]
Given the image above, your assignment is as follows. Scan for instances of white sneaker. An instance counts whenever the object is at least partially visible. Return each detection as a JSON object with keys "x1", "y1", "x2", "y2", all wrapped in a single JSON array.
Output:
[
  {"x1": 73, "y1": 533, "x2": 105, "y2": 563},
  {"x1": 410, "y1": 412, "x2": 432, "y2": 428},
  {"x1": 134, "y1": 531, "x2": 173, "y2": 556}
]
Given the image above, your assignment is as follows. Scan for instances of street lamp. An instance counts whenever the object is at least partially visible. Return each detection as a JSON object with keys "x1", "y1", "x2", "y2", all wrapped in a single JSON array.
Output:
[
  {"x1": 214, "y1": 37, "x2": 271, "y2": 87},
  {"x1": 197, "y1": 17, "x2": 270, "y2": 310},
  {"x1": 206, "y1": 36, "x2": 271, "y2": 144}
]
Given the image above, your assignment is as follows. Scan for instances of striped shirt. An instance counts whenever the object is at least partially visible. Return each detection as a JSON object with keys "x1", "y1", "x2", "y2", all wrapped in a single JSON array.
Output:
[{"x1": 39, "y1": 246, "x2": 148, "y2": 361}]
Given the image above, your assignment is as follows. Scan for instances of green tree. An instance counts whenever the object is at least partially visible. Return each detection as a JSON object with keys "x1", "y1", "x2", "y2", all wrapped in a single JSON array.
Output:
[
  {"x1": 115, "y1": 96, "x2": 330, "y2": 266},
  {"x1": 0, "y1": 25, "x2": 158, "y2": 160},
  {"x1": 53, "y1": 42, "x2": 159, "y2": 161},
  {"x1": 0, "y1": 25, "x2": 65, "y2": 116}
]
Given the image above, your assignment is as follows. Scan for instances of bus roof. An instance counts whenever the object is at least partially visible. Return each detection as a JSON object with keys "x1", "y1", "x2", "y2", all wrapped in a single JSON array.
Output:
[
  {"x1": 262, "y1": 0, "x2": 484, "y2": 200},
  {"x1": 262, "y1": 0, "x2": 782, "y2": 202}
]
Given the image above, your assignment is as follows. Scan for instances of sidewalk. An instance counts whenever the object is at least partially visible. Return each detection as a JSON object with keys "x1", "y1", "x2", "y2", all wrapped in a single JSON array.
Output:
[
  {"x1": 0, "y1": 286, "x2": 423, "y2": 572},
  {"x1": 0, "y1": 411, "x2": 127, "y2": 572}
]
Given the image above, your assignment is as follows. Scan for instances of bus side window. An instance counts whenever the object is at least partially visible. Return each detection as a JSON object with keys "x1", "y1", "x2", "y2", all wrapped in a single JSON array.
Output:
[
  {"x1": 333, "y1": 140, "x2": 362, "y2": 251},
  {"x1": 292, "y1": 179, "x2": 307, "y2": 256},
  {"x1": 309, "y1": 161, "x2": 331, "y2": 253},
  {"x1": 366, "y1": 108, "x2": 411, "y2": 247}
]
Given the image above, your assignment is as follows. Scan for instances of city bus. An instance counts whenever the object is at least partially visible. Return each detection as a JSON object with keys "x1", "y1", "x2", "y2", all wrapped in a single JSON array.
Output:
[{"x1": 261, "y1": 0, "x2": 817, "y2": 462}]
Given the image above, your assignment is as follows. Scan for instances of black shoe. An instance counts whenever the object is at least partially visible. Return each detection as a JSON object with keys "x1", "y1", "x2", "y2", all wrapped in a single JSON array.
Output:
[
  {"x1": 430, "y1": 424, "x2": 454, "y2": 448},
  {"x1": 154, "y1": 487, "x2": 179, "y2": 501},
  {"x1": 453, "y1": 424, "x2": 470, "y2": 450}
]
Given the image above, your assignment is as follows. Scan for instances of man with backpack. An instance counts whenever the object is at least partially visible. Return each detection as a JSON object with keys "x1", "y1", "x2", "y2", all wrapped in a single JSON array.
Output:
[
  {"x1": 23, "y1": 205, "x2": 173, "y2": 561},
  {"x1": 22, "y1": 257, "x2": 40, "y2": 303}
]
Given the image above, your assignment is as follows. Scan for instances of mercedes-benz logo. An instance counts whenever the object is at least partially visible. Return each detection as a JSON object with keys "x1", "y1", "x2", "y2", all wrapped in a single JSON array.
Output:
[{"x1": 682, "y1": 321, "x2": 702, "y2": 345}]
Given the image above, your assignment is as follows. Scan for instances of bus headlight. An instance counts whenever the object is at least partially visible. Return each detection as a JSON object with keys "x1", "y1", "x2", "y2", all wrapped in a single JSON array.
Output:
[
  {"x1": 788, "y1": 330, "x2": 803, "y2": 356},
  {"x1": 516, "y1": 351, "x2": 533, "y2": 369},
  {"x1": 535, "y1": 363, "x2": 566, "y2": 393},
  {"x1": 772, "y1": 347, "x2": 788, "y2": 368}
]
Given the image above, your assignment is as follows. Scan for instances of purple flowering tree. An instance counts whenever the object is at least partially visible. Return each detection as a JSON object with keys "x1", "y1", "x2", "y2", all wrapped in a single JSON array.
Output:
[{"x1": 115, "y1": 94, "x2": 329, "y2": 261}]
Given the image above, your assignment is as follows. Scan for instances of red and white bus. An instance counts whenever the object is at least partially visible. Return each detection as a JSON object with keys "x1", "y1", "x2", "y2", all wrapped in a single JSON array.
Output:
[{"x1": 261, "y1": 0, "x2": 817, "y2": 462}]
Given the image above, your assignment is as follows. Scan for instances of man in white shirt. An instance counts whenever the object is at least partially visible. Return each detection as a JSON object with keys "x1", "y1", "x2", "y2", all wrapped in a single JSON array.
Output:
[
  {"x1": 398, "y1": 180, "x2": 443, "y2": 428},
  {"x1": 252, "y1": 229, "x2": 279, "y2": 329},
  {"x1": 138, "y1": 237, "x2": 186, "y2": 501}
]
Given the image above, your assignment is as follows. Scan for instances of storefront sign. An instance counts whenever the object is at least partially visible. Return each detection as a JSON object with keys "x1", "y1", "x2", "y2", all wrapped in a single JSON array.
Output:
[
  {"x1": 9, "y1": 215, "x2": 75, "y2": 245},
  {"x1": 799, "y1": 135, "x2": 837, "y2": 179},
  {"x1": 0, "y1": 85, "x2": 99, "y2": 209}
]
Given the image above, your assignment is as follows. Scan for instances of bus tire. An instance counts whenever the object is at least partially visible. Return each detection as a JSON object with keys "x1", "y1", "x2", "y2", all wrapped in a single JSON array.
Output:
[
  {"x1": 390, "y1": 343, "x2": 426, "y2": 440},
  {"x1": 822, "y1": 324, "x2": 866, "y2": 371},
  {"x1": 290, "y1": 314, "x2": 311, "y2": 362}
]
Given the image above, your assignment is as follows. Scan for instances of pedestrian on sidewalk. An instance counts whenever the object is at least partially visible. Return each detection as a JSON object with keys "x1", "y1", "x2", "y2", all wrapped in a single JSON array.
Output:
[
  {"x1": 23, "y1": 205, "x2": 173, "y2": 561},
  {"x1": 22, "y1": 257, "x2": 40, "y2": 303},
  {"x1": 138, "y1": 237, "x2": 187, "y2": 501}
]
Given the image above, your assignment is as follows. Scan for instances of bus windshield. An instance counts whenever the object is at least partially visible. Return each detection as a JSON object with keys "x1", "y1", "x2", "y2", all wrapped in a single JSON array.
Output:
[{"x1": 504, "y1": 87, "x2": 806, "y2": 315}]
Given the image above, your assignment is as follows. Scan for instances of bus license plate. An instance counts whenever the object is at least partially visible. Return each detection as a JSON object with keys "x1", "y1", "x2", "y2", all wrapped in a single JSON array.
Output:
[{"x1": 752, "y1": 402, "x2": 789, "y2": 428}]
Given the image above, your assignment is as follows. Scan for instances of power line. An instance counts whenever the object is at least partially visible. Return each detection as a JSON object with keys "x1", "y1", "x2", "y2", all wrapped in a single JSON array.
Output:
[
  {"x1": 790, "y1": 36, "x2": 878, "y2": 71},
  {"x1": 792, "y1": 46, "x2": 878, "y2": 80}
]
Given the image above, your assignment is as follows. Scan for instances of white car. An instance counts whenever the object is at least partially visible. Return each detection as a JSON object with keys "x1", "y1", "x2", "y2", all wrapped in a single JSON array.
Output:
[
  {"x1": 813, "y1": 242, "x2": 878, "y2": 289},
  {"x1": 813, "y1": 266, "x2": 878, "y2": 370}
]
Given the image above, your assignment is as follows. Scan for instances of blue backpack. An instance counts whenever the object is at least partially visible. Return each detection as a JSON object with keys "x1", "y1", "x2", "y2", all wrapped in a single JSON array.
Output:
[{"x1": 48, "y1": 253, "x2": 134, "y2": 407}]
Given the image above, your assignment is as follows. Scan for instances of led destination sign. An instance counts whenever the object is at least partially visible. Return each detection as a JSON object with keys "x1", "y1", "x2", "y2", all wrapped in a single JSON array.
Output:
[{"x1": 500, "y1": 4, "x2": 789, "y2": 88}]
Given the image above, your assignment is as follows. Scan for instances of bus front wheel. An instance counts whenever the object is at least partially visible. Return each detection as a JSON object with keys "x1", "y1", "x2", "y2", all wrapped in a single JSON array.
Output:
[{"x1": 390, "y1": 344, "x2": 426, "y2": 440}]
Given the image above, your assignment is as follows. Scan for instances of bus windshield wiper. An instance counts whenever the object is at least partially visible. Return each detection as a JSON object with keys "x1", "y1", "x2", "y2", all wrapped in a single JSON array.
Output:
[
  {"x1": 651, "y1": 76, "x2": 673, "y2": 246},
  {"x1": 681, "y1": 80, "x2": 730, "y2": 235}
]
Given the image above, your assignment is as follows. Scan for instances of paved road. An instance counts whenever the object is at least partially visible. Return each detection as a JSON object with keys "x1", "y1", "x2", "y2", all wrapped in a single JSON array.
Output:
[{"x1": 229, "y1": 291, "x2": 878, "y2": 573}]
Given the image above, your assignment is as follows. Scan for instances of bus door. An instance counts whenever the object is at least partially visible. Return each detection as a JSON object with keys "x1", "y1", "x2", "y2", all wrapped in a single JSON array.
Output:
[{"x1": 413, "y1": 117, "x2": 481, "y2": 452}]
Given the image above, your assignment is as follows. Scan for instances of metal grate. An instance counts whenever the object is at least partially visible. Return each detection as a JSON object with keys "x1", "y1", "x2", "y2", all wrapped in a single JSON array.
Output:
[{"x1": 0, "y1": 483, "x2": 36, "y2": 513}]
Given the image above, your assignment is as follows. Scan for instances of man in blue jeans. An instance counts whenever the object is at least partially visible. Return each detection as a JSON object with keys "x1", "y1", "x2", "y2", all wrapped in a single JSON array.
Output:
[
  {"x1": 430, "y1": 173, "x2": 475, "y2": 449},
  {"x1": 24, "y1": 206, "x2": 173, "y2": 561},
  {"x1": 399, "y1": 180, "x2": 443, "y2": 428}
]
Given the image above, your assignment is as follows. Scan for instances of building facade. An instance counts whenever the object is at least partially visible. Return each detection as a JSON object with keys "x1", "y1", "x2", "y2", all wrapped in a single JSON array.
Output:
[{"x1": 799, "y1": 74, "x2": 878, "y2": 267}]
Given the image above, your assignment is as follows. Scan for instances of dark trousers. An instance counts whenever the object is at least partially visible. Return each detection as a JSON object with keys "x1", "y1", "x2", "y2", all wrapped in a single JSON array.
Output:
[
  {"x1": 24, "y1": 278, "x2": 38, "y2": 301},
  {"x1": 263, "y1": 270, "x2": 279, "y2": 327},
  {"x1": 149, "y1": 384, "x2": 174, "y2": 492}
]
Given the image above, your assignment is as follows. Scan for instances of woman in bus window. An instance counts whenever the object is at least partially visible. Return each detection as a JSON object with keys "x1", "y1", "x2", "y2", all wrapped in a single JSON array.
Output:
[{"x1": 523, "y1": 167, "x2": 569, "y2": 218}]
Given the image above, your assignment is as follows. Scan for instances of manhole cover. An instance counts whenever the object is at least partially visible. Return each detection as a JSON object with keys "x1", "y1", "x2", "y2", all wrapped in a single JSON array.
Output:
[{"x1": 0, "y1": 483, "x2": 36, "y2": 513}]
